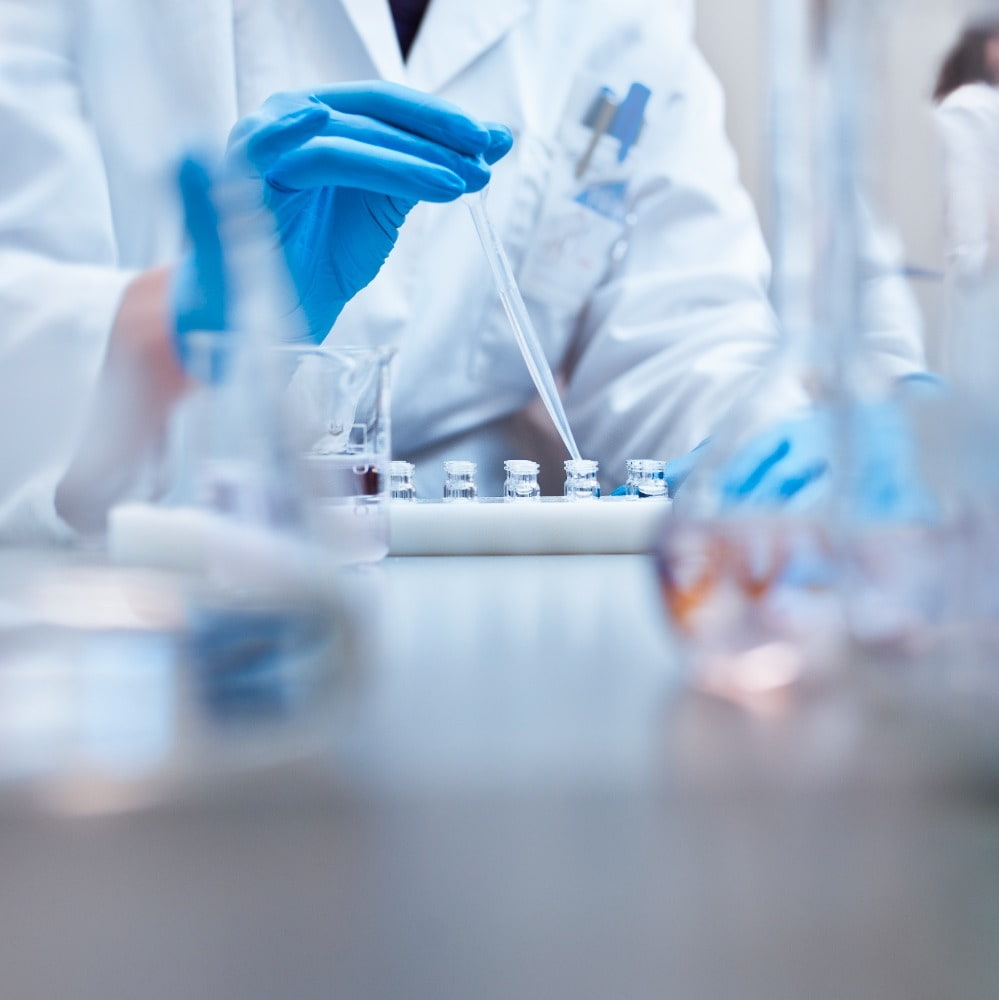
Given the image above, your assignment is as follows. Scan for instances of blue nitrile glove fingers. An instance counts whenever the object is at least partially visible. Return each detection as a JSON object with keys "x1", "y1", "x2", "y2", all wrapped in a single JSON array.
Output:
[
  {"x1": 226, "y1": 82, "x2": 513, "y2": 343},
  {"x1": 721, "y1": 404, "x2": 937, "y2": 521},
  {"x1": 308, "y1": 81, "x2": 493, "y2": 155},
  {"x1": 172, "y1": 156, "x2": 227, "y2": 374},
  {"x1": 266, "y1": 134, "x2": 479, "y2": 201},
  {"x1": 721, "y1": 415, "x2": 831, "y2": 507},
  {"x1": 483, "y1": 124, "x2": 516, "y2": 166}
]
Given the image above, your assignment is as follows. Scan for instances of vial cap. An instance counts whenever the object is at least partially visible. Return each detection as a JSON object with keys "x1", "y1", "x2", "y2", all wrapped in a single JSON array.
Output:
[
  {"x1": 626, "y1": 459, "x2": 667, "y2": 475},
  {"x1": 389, "y1": 461, "x2": 415, "y2": 476},
  {"x1": 444, "y1": 460, "x2": 477, "y2": 476},
  {"x1": 504, "y1": 460, "x2": 540, "y2": 475},
  {"x1": 564, "y1": 459, "x2": 599, "y2": 475}
]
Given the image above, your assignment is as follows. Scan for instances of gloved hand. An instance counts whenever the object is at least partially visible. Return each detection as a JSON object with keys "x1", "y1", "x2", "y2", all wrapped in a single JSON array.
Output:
[
  {"x1": 719, "y1": 413, "x2": 831, "y2": 508},
  {"x1": 625, "y1": 376, "x2": 943, "y2": 519},
  {"x1": 173, "y1": 81, "x2": 514, "y2": 361},
  {"x1": 226, "y1": 81, "x2": 512, "y2": 343},
  {"x1": 720, "y1": 396, "x2": 938, "y2": 521}
]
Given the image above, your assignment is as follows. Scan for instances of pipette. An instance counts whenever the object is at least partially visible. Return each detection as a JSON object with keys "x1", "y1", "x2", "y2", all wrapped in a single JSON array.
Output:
[{"x1": 466, "y1": 191, "x2": 583, "y2": 463}]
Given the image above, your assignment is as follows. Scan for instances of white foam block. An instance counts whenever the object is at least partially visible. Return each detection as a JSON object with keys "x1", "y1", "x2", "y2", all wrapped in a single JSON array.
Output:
[{"x1": 388, "y1": 497, "x2": 671, "y2": 556}]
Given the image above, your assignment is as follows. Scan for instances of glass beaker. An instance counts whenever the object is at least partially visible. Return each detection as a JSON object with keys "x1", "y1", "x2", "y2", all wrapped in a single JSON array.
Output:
[{"x1": 276, "y1": 345, "x2": 395, "y2": 565}]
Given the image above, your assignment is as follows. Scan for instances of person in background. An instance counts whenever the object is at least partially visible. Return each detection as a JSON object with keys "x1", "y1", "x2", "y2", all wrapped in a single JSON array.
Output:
[
  {"x1": 934, "y1": 15, "x2": 999, "y2": 282},
  {"x1": 0, "y1": 0, "x2": 927, "y2": 539}
]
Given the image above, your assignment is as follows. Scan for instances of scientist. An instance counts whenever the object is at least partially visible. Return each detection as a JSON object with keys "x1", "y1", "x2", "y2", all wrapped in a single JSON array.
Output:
[
  {"x1": 0, "y1": 0, "x2": 927, "y2": 537},
  {"x1": 935, "y1": 15, "x2": 999, "y2": 282}
]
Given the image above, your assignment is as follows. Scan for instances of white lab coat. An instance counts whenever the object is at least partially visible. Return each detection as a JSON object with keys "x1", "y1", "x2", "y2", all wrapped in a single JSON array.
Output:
[
  {"x1": 0, "y1": 0, "x2": 925, "y2": 534},
  {"x1": 935, "y1": 82, "x2": 999, "y2": 281},
  {"x1": 935, "y1": 83, "x2": 999, "y2": 390}
]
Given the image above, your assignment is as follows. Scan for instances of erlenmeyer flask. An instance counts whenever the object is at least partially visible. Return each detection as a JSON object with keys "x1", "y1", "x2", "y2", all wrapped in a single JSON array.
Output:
[{"x1": 654, "y1": 0, "x2": 950, "y2": 699}]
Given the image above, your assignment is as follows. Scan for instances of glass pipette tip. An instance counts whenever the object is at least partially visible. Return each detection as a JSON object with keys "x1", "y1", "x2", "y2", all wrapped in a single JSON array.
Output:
[{"x1": 466, "y1": 191, "x2": 583, "y2": 463}]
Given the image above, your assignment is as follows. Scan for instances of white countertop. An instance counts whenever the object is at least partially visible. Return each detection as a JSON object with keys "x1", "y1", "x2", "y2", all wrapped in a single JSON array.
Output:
[{"x1": 0, "y1": 549, "x2": 994, "y2": 999}]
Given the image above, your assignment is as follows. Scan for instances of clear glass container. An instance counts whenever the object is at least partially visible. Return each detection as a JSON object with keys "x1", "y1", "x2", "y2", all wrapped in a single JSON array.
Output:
[
  {"x1": 624, "y1": 460, "x2": 669, "y2": 499},
  {"x1": 389, "y1": 461, "x2": 416, "y2": 501},
  {"x1": 444, "y1": 461, "x2": 478, "y2": 502},
  {"x1": 278, "y1": 345, "x2": 394, "y2": 565},
  {"x1": 653, "y1": 0, "x2": 951, "y2": 698},
  {"x1": 504, "y1": 460, "x2": 542, "y2": 502},
  {"x1": 564, "y1": 459, "x2": 601, "y2": 500}
]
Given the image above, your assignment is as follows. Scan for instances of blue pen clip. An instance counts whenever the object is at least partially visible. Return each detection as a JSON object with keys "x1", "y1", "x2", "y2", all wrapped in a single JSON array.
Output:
[
  {"x1": 608, "y1": 83, "x2": 651, "y2": 163},
  {"x1": 575, "y1": 82, "x2": 651, "y2": 178}
]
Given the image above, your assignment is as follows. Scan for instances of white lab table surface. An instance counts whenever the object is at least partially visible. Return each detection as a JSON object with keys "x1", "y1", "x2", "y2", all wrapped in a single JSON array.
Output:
[{"x1": 0, "y1": 551, "x2": 996, "y2": 999}]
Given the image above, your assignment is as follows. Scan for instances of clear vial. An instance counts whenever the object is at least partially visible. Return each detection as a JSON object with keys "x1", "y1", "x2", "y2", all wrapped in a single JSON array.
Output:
[
  {"x1": 504, "y1": 460, "x2": 542, "y2": 502},
  {"x1": 625, "y1": 459, "x2": 669, "y2": 499},
  {"x1": 389, "y1": 461, "x2": 416, "y2": 501},
  {"x1": 564, "y1": 459, "x2": 601, "y2": 500},
  {"x1": 444, "y1": 461, "x2": 478, "y2": 502}
]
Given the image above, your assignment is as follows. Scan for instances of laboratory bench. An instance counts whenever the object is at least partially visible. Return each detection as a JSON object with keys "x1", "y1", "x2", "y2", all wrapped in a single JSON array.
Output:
[{"x1": 0, "y1": 550, "x2": 996, "y2": 999}]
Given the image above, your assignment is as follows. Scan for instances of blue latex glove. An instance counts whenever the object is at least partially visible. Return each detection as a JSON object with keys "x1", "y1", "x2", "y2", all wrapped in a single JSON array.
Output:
[
  {"x1": 173, "y1": 81, "x2": 513, "y2": 361},
  {"x1": 226, "y1": 81, "x2": 512, "y2": 343},
  {"x1": 720, "y1": 414, "x2": 832, "y2": 508},
  {"x1": 721, "y1": 398, "x2": 938, "y2": 521},
  {"x1": 623, "y1": 376, "x2": 943, "y2": 519}
]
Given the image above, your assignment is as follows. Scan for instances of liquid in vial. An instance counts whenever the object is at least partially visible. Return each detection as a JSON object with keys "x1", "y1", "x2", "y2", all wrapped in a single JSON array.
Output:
[
  {"x1": 564, "y1": 459, "x2": 601, "y2": 501},
  {"x1": 444, "y1": 461, "x2": 478, "y2": 502},
  {"x1": 504, "y1": 460, "x2": 541, "y2": 502}
]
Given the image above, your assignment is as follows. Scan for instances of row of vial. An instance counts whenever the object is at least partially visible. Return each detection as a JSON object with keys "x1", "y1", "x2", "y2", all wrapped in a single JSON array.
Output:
[{"x1": 388, "y1": 459, "x2": 671, "y2": 502}]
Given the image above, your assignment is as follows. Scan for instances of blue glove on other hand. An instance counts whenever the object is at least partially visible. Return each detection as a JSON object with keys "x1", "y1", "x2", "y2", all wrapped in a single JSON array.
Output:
[
  {"x1": 720, "y1": 399, "x2": 936, "y2": 521},
  {"x1": 227, "y1": 81, "x2": 513, "y2": 344}
]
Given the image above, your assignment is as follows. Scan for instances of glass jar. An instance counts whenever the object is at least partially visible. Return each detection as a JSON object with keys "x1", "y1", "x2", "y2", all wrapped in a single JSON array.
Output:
[
  {"x1": 624, "y1": 460, "x2": 669, "y2": 499},
  {"x1": 504, "y1": 460, "x2": 541, "y2": 502},
  {"x1": 389, "y1": 461, "x2": 416, "y2": 501},
  {"x1": 564, "y1": 459, "x2": 601, "y2": 500},
  {"x1": 444, "y1": 460, "x2": 478, "y2": 502}
]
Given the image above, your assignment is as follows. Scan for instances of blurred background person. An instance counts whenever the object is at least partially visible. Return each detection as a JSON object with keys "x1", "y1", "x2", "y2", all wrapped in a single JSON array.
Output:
[{"x1": 934, "y1": 14, "x2": 999, "y2": 282}]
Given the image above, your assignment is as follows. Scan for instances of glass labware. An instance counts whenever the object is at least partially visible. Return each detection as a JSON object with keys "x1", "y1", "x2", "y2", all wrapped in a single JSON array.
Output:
[
  {"x1": 389, "y1": 461, "x2": 417, "y2": 502},
  {"x1": 504, "y1": 460, "x2": 542, "y2": 502},
  {"x1": 623, "y1": 460, "x2": 668, "y2": 499},
  {"x1": 652, "y1": 0, "x2": 958, "y2": 698},
  {"x1": 564, "y1": 459, "x2": 601, "y2": 500},
  {"x1": 444, "y1": 461, "x2": 478, "y2": 502},
  {"x1": 276, "y1": 344, "x2": 395, "y2": 565}
]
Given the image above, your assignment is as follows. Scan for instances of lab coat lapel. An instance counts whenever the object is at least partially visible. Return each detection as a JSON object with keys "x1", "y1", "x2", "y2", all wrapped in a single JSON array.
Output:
[
  {"x1": 405, "y1": 0, "x2": 536, "y2": 94},
  {"x1": 338, "y1": 0, "x2": 407, "y2": 83}
]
